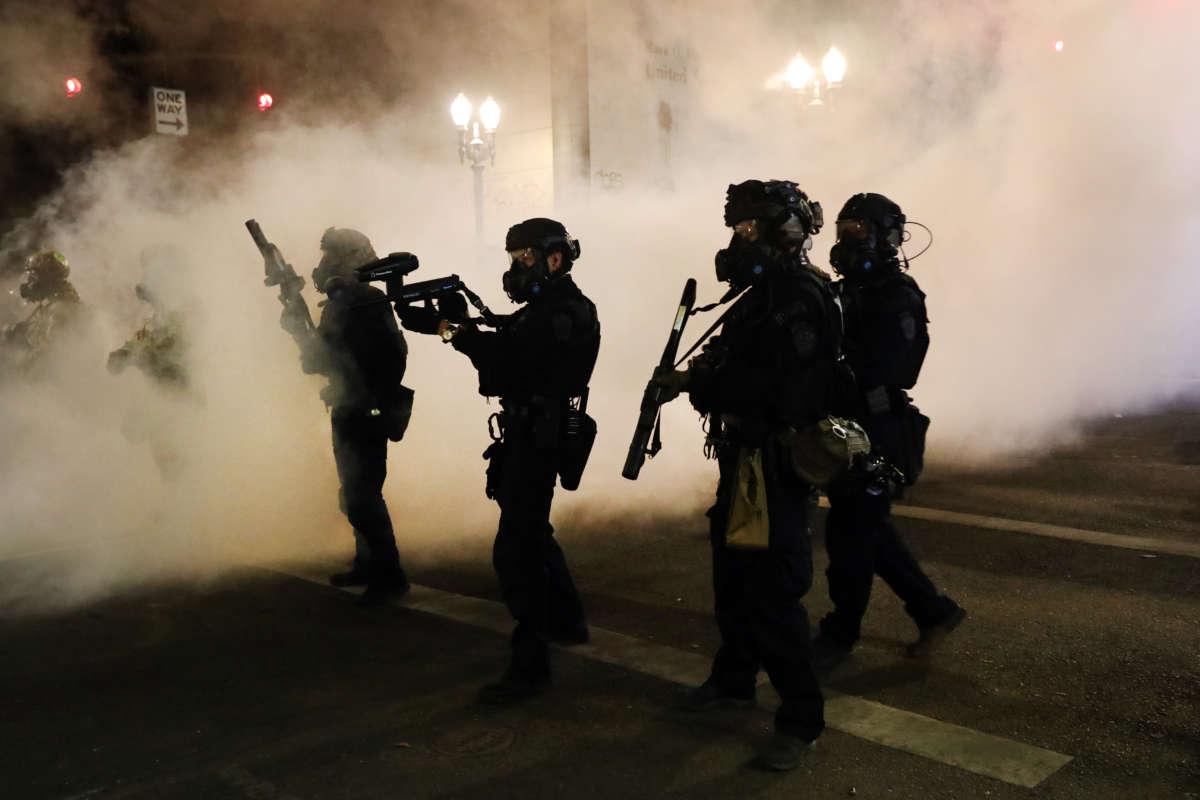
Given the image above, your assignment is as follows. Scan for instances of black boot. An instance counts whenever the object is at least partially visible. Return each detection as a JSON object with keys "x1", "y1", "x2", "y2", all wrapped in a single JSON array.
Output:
[
  {"x1": 810, "y1": 631, "x2": 855, "y2": 673},
  {"x1": 480, "y1": 624, "x2": 551, "y2": 704},
  {"x1": 329, "y1": 567, "x2": 372, "y2": 587},
  {"x1": 752, "y1": 733, "x2": 816, "y2": 771},
  {"x1": 547, "y1": 619, "x2": 590, "y2": 646},
  {"x1": 672, "y1": 679, "x2": 755, "y2": 712},
  {"x1": 356, "y1": 569, "x2": 410, "y2": 607},
  {"x1": 906, "y1": 603, "x2": 966, "y2": 658},
  {"x1": 478, "y1": 667, "x2": 550, "y2": 705}
]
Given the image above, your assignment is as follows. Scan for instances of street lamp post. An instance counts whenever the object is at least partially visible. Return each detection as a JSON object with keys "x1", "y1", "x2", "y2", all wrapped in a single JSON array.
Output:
[
  {"x1": 787, "y1": 46, "x2": 847, "y2": 107},
  {"x1": 450, "y1": 93, "x2": 501, "y2": 240}
]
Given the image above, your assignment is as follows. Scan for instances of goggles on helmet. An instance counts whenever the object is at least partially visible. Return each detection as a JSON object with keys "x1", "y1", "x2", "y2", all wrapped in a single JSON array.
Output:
[
  {"x1": 732, "y1": 219, "x2": 760, "y2": 242},
  {"x1": 507, "y1": 247, "x2": 538, "y2": 265},
  {"x1": 836, "y1": 219, "x2": 871, "y2": 241}
]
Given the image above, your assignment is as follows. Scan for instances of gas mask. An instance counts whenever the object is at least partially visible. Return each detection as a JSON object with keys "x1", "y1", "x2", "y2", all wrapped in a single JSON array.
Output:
[
  {"x1": 19, "y1": 270, "x2": 56, "y2": 302},
  {"x1": 714, "y1": 219, "x2": 786, "y2": 287},
  {"x1": 830, "y1": 218, "x2": 890, "y2": 280},
  {"x1": 715, "y1": 236, "x2": 774, "y2": 287},
  {"x1": 311, "y1": 253, "x2": 340, "y2": 293},
  {"x1": 502, "y1": 248, "x2": 551, "y2": 303},
  {"x1": 829, "y1": 239, "x2": 880, "y2": 279},
  {"x1": 19, "y1": 251, "x2": 70, "y2": 302}
]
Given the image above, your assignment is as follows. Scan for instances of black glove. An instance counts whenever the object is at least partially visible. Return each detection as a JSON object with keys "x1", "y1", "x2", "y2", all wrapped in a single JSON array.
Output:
[
  {"x1": 396, "y1": 302, "x2": 442, "y2": 335},
  {"x1": 649, "y1": 366, "x2": 690, "y2": 404},
  {"x1": 280, "y1": 306, "x2": 310, "y2": 338},
  {"x1": 436, "y1": 292, "x2": 469, "y2": 323}
]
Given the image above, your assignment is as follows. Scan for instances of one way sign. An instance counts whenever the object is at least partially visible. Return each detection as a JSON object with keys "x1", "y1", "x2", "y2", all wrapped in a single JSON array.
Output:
[{"x1": 150, "y1": 86, "x2": 189, "y2": 136}]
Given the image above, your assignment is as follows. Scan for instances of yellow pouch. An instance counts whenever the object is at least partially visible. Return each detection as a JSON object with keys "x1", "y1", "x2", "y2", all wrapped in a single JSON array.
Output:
[{"x1": 725, "y1": 447, "x2": 770, "y2": 549}]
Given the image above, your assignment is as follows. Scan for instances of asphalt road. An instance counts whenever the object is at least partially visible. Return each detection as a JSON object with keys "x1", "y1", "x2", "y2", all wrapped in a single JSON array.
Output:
[{"x1": 2, "y1": 403, "x2": 1198, "y2": 799}]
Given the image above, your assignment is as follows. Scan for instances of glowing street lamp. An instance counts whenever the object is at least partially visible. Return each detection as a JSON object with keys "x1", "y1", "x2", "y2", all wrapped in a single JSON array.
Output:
[
  {"x1": 786, "y1": 56, "x2": 813, "y2": 90},
  {"x1": 449, "y1": 93, "x2": 502, "y2": 238},
  {"x1": 786, "y1": 46, "x2": 847, "y2": 107},
  {"x1": 479, "y1": 96, "x2": 501, "y2": 132},
  {"x1": 822, "y1": 47, "x2": 847, "y2": 85},
  {"x1": 450, "y1": 93, "x2": 472, "y2": 128}
]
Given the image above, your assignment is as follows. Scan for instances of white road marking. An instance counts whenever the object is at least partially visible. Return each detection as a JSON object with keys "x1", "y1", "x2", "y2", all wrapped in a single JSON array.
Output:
[
  {"x1": 817, "y1": 497, "x2": 1200, "y2": 559},
  {"x1": 269, "y1": 564, "x2": 1073, "y2": 789}
]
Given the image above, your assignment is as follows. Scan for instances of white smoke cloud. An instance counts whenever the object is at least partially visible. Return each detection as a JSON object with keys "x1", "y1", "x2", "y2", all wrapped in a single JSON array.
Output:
[{"x1": 1, "y1": 0, "x2": 1197, "y2": 612}]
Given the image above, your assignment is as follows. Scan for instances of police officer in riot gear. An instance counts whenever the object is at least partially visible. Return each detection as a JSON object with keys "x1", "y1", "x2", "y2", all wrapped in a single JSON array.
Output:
[
  {"x1": 2, "y1": 250, "x2": 83, "y2": 373},
  {"x1": 301, "y1": 228, "x2": 412, "y2": 606},
  {"x1": 413, "y1": 217, "x2": 598, "y2": 704},
  {"x1": 812, "y1": 193, "x2": 965, "y2": 667},
  {"x1": 653, "y1": 180, "x2": 838, "y2": 771}
]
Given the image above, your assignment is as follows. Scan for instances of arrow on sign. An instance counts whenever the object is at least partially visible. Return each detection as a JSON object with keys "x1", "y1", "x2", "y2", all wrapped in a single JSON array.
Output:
[{"x1": 158, "y1": 118, "x2": 184, "y2": 130}]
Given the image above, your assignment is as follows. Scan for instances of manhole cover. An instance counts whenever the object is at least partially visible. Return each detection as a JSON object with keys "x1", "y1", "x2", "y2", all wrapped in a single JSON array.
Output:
[{"x1": 430, "y1": 724, "x2": 515, "y2": 757}]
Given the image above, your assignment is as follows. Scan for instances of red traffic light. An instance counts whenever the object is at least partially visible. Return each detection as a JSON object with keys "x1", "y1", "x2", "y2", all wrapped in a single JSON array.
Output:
[
  {"x1": 65, "y1": 77, "x2": 83, "y2": 97},
  {"x1": 1052, "y1": 39, "x2": 1065, "y2": 53},
  {"x1": 257, "y1": 92, "x2": 274, "y2": 112}
]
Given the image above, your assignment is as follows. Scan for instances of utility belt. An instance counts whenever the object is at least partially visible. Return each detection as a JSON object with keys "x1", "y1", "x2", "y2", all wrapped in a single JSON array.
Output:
[
  {"x1": 484, "y1": 390, "x2": 596, "y2": 494},
  {"x1": 329, "y1": 384, "x2": 414, "y2": 443}
]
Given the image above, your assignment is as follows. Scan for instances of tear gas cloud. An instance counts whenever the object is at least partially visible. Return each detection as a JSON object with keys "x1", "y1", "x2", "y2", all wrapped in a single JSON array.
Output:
[{"x1": 0, "y1": 0, "x2": 1196, "y2": 612}]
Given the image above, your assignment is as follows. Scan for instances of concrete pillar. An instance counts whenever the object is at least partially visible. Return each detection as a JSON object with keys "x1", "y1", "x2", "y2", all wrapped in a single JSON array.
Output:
[{"x1": 550, "y1": 0, "x2": 591, "y2": 212}]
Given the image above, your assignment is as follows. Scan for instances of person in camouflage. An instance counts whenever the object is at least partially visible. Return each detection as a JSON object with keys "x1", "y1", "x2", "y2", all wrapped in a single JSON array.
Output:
[
  {"x1": 107, "y1": 279, "x2": 194, "y2": 478},
  {"x1": 3, "y1": 250, "x2": 84, "y2": 374}
]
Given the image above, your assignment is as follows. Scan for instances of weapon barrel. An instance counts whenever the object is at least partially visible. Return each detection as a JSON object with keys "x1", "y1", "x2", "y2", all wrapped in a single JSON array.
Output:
[
  {"x1": 245, "y1": 218, "x2": 317, "y2": 339},
  {"x1": 622, "y1": 278, "x2": 697, "y2": 480},
  {"x1": 245, "y1": 219, "x2": 269, "y2": 252}
]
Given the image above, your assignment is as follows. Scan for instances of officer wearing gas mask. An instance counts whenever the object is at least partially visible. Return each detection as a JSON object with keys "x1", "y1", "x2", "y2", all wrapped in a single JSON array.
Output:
[
  {"x1": 651, "y1": 180, "x2": 839, "y2": 771},
  {"x1": 811, "y1": 193, "x2": 964, "y2": 669},
  {"x1": 301, "y1": 228, "x2": 412, "y2": 606},
  {"x1": 3, "y1": 250, "x2": 84, "y2": 374},
  {"x1": 428, "y1": 217, "x2": 599, "y2": 704}
]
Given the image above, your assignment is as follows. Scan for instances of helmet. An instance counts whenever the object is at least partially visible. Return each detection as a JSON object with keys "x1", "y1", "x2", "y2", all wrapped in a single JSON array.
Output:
[
  {"x1": 723, "y1": 179, "x2": 822, "y2": 243},
  {"x1": 314, "y1": 227, "x2": 377, "y2": 290},
  {"x1": 715, "y1": 180, "x2": 822, "y2": 287},
  {"x1": 504, "y1": 218, "x2": 581, "y2": 266},
  {"x1": 20, "y1": 250, "x2": 71, "y2": 302},
  {"x1": 836, "y1": 193, "x2": 905, "y2": 249},
  {"x1": 830, "y1": 193, "x2": 906, "y2": 280}
]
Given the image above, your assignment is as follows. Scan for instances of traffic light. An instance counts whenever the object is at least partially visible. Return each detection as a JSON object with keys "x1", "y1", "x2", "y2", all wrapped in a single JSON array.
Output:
[
  {"x1": 257, "y1": 92, "x2": 274, "y2": 112},
  {"x1": 65, "y1": 77, "x2": 83, "y2": 98}
]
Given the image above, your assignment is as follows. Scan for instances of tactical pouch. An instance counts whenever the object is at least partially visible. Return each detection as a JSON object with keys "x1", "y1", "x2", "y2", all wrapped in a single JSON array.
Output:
[
  {"x1": 895, "y1": 404, "x2": 930, "y2": 485},
  {"x1": 482, "y1": 440, "x2": 506, "y2": 501},
  {"x1": 558, "y1": 409, "x2": 597, "y2": 491},
  {"x1": 725, "y1": 447, "x2": 770, "y2": 549},
  {"x1": 778, "y1": 416, "x2": 872, "y2": 488},
  {"x1": 385, "y1": 385, "x2": 415, "y2": 442}
]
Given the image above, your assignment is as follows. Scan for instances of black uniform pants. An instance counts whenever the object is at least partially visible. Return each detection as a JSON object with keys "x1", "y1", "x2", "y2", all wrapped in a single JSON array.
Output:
[
  {"x1": 489, "y1": 432, "x2": 585, "y2": 678},
  {"x1": 707, "y1": 447, "x2": 825, "y2": 741},
  {"x1": 331, "y1": 410, "x2": 404, "y2": 582},
  {"x1": 820, "y1": 480, "x2": 953, "y2": 645}
]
